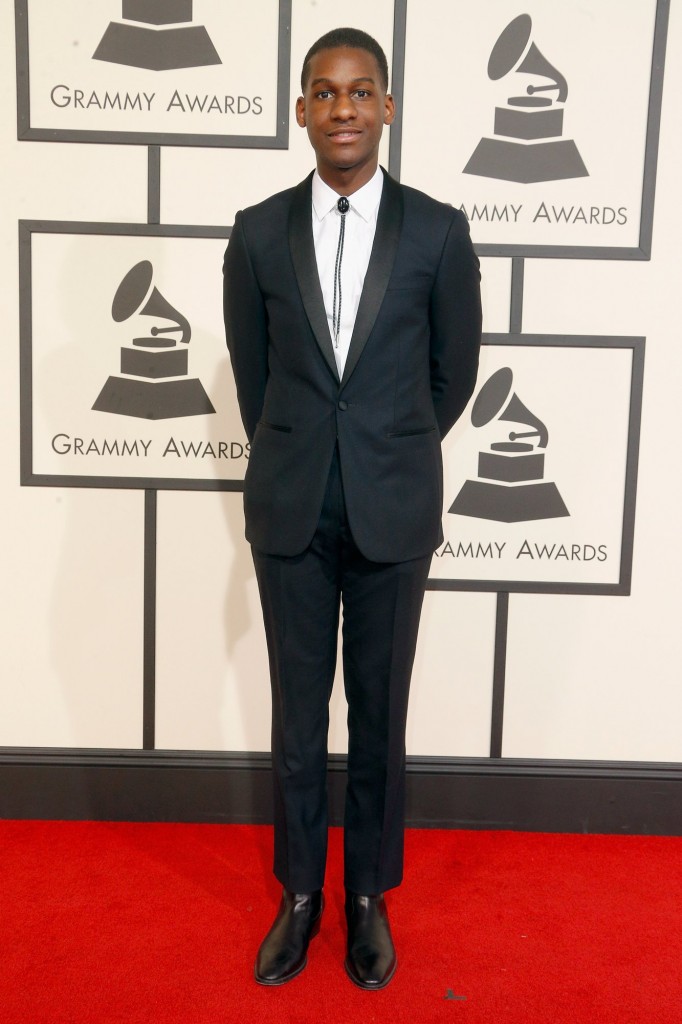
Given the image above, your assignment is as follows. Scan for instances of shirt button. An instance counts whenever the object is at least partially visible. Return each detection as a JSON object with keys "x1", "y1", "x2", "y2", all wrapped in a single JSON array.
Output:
[{"x1": 338, "y1": 400, "x2": 348, "y2": 411}]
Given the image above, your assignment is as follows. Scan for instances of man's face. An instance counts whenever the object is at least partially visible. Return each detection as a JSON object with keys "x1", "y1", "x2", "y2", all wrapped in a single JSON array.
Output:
[{"x1": 296, "y1": 46, "x2": 395, "y2": 190}]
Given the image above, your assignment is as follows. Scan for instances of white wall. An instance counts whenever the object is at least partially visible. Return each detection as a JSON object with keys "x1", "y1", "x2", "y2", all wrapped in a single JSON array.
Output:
[{"x1": 1, "y1": 0, "x2": 680, "y2": 765}]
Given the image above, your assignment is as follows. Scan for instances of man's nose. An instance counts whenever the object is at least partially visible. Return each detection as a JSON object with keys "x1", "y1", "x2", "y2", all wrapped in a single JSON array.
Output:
[{"x1": 331, "y1": 92, "x2": 356, "y2": 119}]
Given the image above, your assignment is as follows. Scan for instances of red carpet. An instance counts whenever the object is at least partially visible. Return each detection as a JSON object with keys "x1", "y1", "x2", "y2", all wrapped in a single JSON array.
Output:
[{"x1": 2, "y1": 822, "x2": 680, "y2": 1024}]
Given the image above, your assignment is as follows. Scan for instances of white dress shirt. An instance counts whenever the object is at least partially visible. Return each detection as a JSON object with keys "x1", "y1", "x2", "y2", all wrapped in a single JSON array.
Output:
[{"x1": 311, "y1": 166, "x2": 384, "y2": 377}]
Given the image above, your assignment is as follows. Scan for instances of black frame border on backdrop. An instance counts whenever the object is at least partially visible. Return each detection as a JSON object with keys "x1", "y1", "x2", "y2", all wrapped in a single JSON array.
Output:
[
  {"x1": 397, "y1": 0, "x2": 669, "y2": 262},
  {"x1": 427, "y1": 333, "x2": 645, "y2": 597},
  {"x1": 18, "y1": 219, "x2": 241, "y2": 492},
  {"x1": 14, "y1": 0, "x2": 292, "y2": 150}
]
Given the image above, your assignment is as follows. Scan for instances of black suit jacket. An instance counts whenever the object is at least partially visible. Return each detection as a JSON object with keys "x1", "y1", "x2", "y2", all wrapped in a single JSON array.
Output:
[{"x1": 223, "y1": 169, "x2": 481, "y2": 563}]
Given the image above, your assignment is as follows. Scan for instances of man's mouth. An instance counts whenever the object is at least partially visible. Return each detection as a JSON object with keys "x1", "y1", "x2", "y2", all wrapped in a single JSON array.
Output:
[{"x1": 328, "y1": 129, "x2": 361, "y2": 139}]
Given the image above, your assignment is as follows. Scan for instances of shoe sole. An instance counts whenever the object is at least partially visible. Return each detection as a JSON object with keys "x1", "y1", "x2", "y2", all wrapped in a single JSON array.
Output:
[{"x1": 254, "y1": 912, "x2": 322, "y2": 986}]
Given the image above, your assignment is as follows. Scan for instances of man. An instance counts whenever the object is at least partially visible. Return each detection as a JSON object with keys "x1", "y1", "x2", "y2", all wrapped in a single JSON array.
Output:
[{"x1": 223, "y1": 27, "x2": 481, "y2": 989}]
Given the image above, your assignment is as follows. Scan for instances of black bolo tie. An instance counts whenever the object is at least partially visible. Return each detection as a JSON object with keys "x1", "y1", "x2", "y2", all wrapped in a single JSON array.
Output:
[{"x1": 332, "y1": 196, "x2": 350, "y2": 346}]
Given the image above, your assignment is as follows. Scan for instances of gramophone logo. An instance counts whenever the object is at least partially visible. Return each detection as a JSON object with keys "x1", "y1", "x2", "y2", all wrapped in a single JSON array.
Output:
[
  {"x1": 93, "y1": 0, "x2": 221, "y2": 72},
  {"x1": 92, "y1": 260, "x2": 215, "y2": 420},
  {"x1": 449, "y1": 367, "x2": 568, "y2": 523},
  {"x1": 464, "y1": 13, "x2": 588, "y2": 184}
]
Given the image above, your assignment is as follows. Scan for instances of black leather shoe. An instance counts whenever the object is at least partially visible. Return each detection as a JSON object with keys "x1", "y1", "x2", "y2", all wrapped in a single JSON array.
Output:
[
  {"x1": 344, "y1": 892, "x2": 397, "y2": 990},
  {"x1": 254, "y1": 889, "x2": 323, "y2": 985}
]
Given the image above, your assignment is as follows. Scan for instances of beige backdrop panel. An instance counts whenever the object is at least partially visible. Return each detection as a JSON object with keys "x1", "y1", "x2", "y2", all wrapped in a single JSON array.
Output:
[
  {"x1": 155, "y1": 2, "x2": 505, "y2": 756},
  {"x1": 160, "y1": 0, "x2": 396, "y2": 226},
  {"x1": 0, "y1": 0, "x2": 148, "y2": 748},
  {"x1": 2, "y1": 0, "x2": 681, "y2": 765},
  {"x1": 501, "y1": 1, "x2": 682, "y2": 759}
]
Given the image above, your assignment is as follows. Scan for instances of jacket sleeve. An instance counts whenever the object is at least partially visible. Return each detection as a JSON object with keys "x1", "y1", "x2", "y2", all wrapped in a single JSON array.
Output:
[
  {"x1": 223, "y1": 210, "x2": 269, "y2": 442},
  {"x1": 429, "y1": 209, "x2": 482, "y2": 439}
]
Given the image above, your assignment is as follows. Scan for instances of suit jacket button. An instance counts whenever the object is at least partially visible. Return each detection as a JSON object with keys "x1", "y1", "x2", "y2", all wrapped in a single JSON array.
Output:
[{"x1": 338, "y1": 400, "x2": 348, "y2": 411}]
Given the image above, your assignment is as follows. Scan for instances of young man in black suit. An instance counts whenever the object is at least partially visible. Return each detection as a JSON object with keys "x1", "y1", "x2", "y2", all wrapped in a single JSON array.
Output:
[{"x1": 224, "y1": 27, "x2": 481, "y2": 989}]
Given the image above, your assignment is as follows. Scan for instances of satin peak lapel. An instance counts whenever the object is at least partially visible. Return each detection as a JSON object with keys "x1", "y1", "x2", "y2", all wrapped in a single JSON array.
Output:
[
  {"x1": 340, "y1": 171, "x2": 404, "y2": 387},
  {"x1": 288, "y1": 173, "x2": 339, "y2": 381}
]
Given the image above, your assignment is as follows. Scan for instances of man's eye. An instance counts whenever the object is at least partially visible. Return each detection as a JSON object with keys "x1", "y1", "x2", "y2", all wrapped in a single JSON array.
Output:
[
  {"x1": 354, "y1": 90, "x2": 369, "y2": 99},
  {"x1": 316, "y1": 90, "x2": 332, "y2": 99}
]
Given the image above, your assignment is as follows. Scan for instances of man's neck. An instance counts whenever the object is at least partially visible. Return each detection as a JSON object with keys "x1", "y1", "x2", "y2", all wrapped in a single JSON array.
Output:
[{"x1": 315, "y1": 160, "x2": 380, "y2": 197}]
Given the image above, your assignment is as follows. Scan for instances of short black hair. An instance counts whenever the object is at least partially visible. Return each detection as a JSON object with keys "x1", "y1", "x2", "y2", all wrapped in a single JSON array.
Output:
[{"x1": 300, "y1": 28, "x2": 389, "y2": 92}]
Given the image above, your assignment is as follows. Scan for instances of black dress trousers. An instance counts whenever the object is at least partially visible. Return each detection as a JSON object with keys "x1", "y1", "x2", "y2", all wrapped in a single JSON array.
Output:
[{"x1": 252, "y1": 446, "x2": 432, "y2": 895}]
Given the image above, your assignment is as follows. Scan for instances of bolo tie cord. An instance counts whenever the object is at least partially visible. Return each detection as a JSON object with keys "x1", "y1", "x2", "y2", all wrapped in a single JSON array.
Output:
[{"x1": 332, "y1": 196, "x2": 349, "y2": 346}]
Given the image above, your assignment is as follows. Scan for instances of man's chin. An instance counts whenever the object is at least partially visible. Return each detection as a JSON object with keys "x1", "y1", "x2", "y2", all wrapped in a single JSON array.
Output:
[{"x1": 321, "y1": 152, "x2": 376, "y2": 176}]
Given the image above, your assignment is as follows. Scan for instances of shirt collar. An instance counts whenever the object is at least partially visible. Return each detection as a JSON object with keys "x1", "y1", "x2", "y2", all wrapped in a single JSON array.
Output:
[{"x1": 312, "y1": 165, "x2": 384, "y2": 223}]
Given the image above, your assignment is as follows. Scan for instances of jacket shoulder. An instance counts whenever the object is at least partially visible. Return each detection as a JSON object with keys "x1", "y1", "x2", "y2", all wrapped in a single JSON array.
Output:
[
  {"x1": 398, "y1": 179, "x2": 467, "y2": 227},
  {"x1": 232, "y1": 177, "x2": 311, "y2": 257},
  {"x1": 235, "y1": 184, "x2": 295, "y2": 235},
  {"x1": 390, "y1": 178, "x2": 471, "y2": 257}
]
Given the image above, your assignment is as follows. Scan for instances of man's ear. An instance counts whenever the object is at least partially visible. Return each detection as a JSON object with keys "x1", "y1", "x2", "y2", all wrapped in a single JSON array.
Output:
[
  {"x1": 295, "y1": 96, "x2": 306, "y2": 128},
  {"x1": 384, "y1": 93, "x2": 396, "y2": 126}
]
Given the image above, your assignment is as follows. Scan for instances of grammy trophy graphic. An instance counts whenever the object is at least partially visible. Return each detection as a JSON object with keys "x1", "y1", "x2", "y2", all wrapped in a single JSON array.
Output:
[
  {"x1": 93, "y1": 259, "x2": 215, "y2": 420},
  {"x1": 450, "y1": 366, "x2": 568, "y2": 523},
  {"x1": 93, "y1": 0, "x2": 221, "y2": 72},
  {"x1": 464, "y1": 13, "x2": 588, "y2": 184}
]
